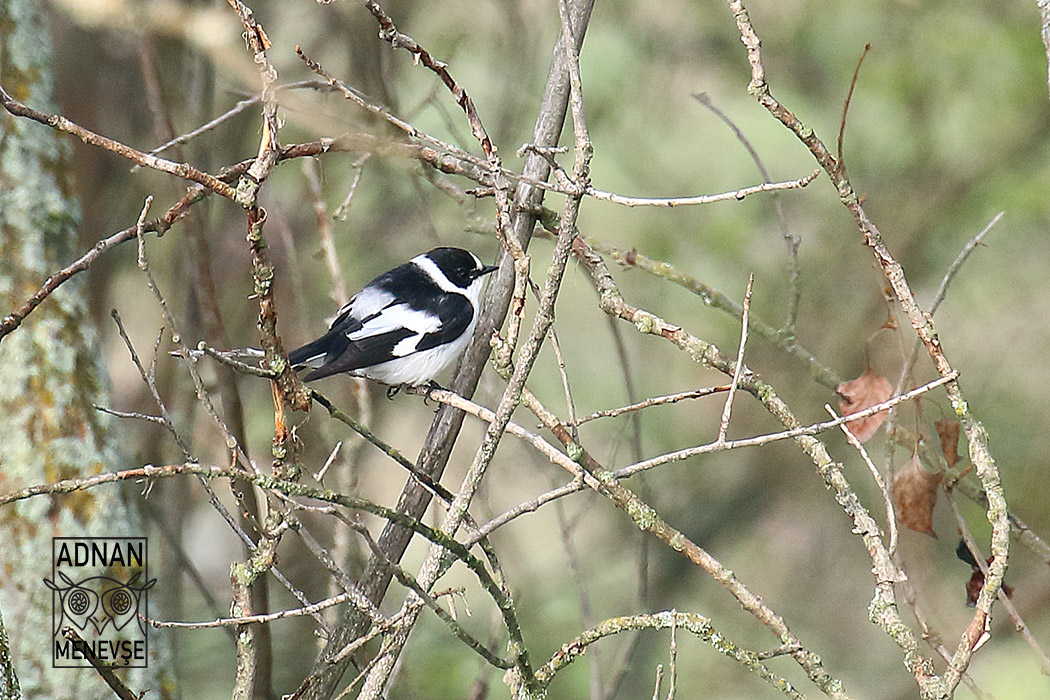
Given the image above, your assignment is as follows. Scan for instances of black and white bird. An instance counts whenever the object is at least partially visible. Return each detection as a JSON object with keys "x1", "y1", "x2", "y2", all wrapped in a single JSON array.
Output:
[{"x1": 289, "y1": 247, "x2": 498, "y2": 387}]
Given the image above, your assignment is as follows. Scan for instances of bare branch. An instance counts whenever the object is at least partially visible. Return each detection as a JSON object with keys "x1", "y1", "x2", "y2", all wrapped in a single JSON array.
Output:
[
  {"x1": 574, "y1": 386, "x2": 730, "y2": 425},
  {"x1": 534, "y1": 611, "x2": 804, "y2": 699},
  {"x1": 151, "y1": 593, "x2": 357, "y2": 629},
  {"x1": 827, "y1": 404, "x2": 899, "y2": 559},
  {"x1": 0, "y1": 83, "x2": 236, "y2": 198},
  {"x1": 716, "y1": 273, "x2": 754, "y2": 444},
  {"x1": 617, "y1": 373, "x2": 958, "y2": 479},
  {"x1": 585, "y1": 169, "x2": 818, "y2": 207}
]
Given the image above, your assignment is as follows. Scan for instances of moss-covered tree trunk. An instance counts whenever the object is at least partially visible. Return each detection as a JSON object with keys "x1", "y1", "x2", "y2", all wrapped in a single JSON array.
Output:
[
  {"x1": 0, "y1": 608, "x2": 18, "y2": 700},
  {"x1": 0, "y1": 2, "x2": 170, "y2": 697}
]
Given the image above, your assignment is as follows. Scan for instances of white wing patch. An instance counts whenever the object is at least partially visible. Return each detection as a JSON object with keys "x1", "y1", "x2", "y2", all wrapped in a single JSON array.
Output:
[
  {"x1": 391, "y1": 335, "x2": 421, "y2": 357},
  {"x1": 330, "y1": 287, "x2": 395, "y2": 328},
  {"x1": 347, "y1": 304, "x2": 441, "y2": 349}
]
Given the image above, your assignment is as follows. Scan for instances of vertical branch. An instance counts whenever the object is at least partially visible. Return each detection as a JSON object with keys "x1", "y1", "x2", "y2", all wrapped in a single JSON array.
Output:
[
  {"x1": 358, "y1": 1, "x2": 597, "y2": 696},
  {"x1": 226, "y1": 0, "x2": 281, "y2": 203},
  {"x1": 716, "y1": 273, "x2": 753, "y2": 444},
  {"x1": 303, "y1": 4, "x2": 597, "y2": 698},
  {"x1": 230, "y1": 535, "x2": 279, "y2": 700},
  {"x1": 245, "y1": 208, "x2": 311, "y2": 465},
  {"x1": 1039, "y1": 0, "x2": 1050, "y2": 101}
]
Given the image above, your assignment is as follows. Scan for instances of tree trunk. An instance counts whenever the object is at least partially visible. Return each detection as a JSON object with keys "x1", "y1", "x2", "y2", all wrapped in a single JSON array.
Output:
[{"x1": 0, "y1": 2, "x2": 171, "y2": 697}]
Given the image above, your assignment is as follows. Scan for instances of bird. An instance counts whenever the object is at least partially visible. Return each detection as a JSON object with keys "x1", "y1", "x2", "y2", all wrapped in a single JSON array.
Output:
[{"x1": 288, "y1": 247, "x2": 498, "y2": 388}]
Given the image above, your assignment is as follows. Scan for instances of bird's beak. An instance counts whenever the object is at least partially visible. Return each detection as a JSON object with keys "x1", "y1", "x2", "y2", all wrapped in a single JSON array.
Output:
[{"x1": 479, "y1": 264, "x2": 499, "y2": 277}]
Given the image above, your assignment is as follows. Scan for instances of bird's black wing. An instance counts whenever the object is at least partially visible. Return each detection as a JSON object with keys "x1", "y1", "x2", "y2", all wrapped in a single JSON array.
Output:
[
  {"x1": 301, "y1": 326, "x2": 415, "y2": 381},
  {"x1": 288, "y1": 298, "x2": 389, "y2": 373},
  {"x1": 288, "y1": 308, "x2": 367, "y2": 370},
  {"x1": 414, "y1": 293, "x2": 473, "y2": 352}
]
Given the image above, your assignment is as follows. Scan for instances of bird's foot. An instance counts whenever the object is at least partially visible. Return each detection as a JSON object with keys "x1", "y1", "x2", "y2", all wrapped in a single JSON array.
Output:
[
  {"x1": 422, "y1": 380, "x2": 443, "y2": 407},
  {"x1": 386, "y1": 385, "x2": 401, "y2": 400}
]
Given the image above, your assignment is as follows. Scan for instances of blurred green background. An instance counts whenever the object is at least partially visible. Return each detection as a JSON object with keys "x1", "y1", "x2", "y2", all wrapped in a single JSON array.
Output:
[{"x1": 35, "y1": 0, "x2": 1050, "y2": 697}]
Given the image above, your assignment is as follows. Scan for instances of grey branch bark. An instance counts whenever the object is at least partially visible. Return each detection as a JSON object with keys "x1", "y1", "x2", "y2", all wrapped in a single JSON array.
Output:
[
  {"x1": 1040, "y1": 0, "x2": 1050, "y2": 100},
  {"x1": 300, "y1": 2, "x2": 596, "y2": 697}
]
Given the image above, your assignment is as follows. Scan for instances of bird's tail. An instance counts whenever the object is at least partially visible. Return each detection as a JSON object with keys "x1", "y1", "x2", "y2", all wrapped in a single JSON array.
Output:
[{"x1": 287, "y1": 338, "x2": 330, "y2": 371}]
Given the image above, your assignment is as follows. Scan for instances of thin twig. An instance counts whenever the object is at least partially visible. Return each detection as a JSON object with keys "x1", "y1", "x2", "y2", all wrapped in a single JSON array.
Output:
[
  {"x1": 827, "y1": 404, "x2": 900, "y2": 559},
  {"x1": 151, "y1": 593, "x2": 355, "y2": 629},
  {"x1": 293, "y1": 47, "x2": 492, "y2": 176},
  {"x1": 315, "y1": 441, "x2": 343, "y2": 484},
  {"x1": 836, "y1": 43, "x2": 871, "y2": 177},
  {"x1": 110, "y1": 303, "x2": 192, "y2": 459},
  {"x1": 193, "y1": 342, "x2": 273, "y2": 378},
  {"x1": 61, "y1": 629, "x2": 141, "y2": 700},
  {"x1": 333, "y1": 154, "x2": 371, "y2": 221},
  {"x1": 616, "y1": 373, "x2": 957, "y2": 479},
  {"x1": 468, "y1": 477, "x2": 584, "y2": 543},
  {"x1": 92, "y1": 405, "x2": 168, "y2": 426},
  {"x1": 717, "y1": 273, "x2": 754, "y2": 444},
  {"x1": 585, "y1": 170, "x2": 818, "y2": 207},
  {"x1": 665, "y1": 610, "x2": 678, "y2": 700},
  {"x1": 547, "y1": 324, "x2": 581, "y2": 443},
  {"x1": 892, "y1": 211, "x2": 1003, "y2": 399},
  {"x1": 279, "y1": 510, "x2": 378, "y2": 634},
  {"x1": 364, "y1": 0, "x2": 496, "y2": 156},
  {"x1": 930, "y1": 211, "x2": 1002, "y2": 317},
  {"x1": 693, "y1": 92, "x2": 800, "y2": 334},
  {"x1": 147, "y1": 80, "x2": 334, "y2": 157},
  {"x1": 573, "y1": 386, "x2": 730, "y2": 425}
]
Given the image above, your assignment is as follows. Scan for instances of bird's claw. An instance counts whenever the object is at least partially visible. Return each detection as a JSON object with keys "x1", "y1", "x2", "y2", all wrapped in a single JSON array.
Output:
[{"x1": 422, "y1": 380, "x2": 442, "y2": 408}]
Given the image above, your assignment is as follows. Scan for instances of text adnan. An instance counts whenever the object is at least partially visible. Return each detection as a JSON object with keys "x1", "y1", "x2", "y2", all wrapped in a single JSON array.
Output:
[{"x1": 55, "y1": 540, "x2": 144, "y2": 568}]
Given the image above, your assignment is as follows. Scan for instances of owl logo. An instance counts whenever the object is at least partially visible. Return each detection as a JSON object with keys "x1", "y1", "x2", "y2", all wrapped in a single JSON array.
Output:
[{"x1": 44, "y1": 571, "x2": 156, "y2": 637}]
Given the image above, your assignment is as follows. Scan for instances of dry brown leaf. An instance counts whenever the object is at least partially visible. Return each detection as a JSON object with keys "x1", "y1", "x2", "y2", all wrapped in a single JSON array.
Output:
[
  {"x1": 837, "y1": 366, "x2": 892, "y2": 442},
  {"x1": 893, "y1": 454, "x2": 943, "y2": 537},
  {"x1": 957, "y1": 539, "x2": 1014, "y2": 607},
  {"x1": 935, "y1": 417, "x2": 961, "y2": 468},
  {"x1": 964, "y1": 568, "x2": 1015, "y2": 607}
]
